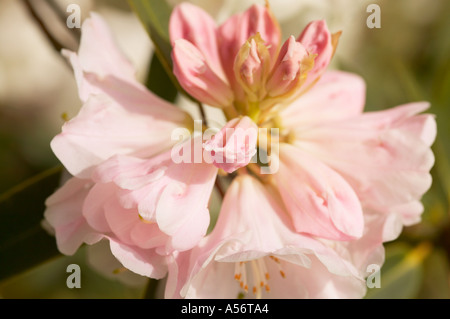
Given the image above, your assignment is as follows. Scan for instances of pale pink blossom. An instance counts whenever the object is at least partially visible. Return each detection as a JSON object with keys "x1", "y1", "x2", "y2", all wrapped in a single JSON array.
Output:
[
  {"x1": 273, "y1": 71, "x2": 436, "y2": 275},
  {"x1": 45, "y1": 14, "x2": 218, "y2": 277},
  {"x1": 44, "y1": 2, "x2": 437, "y2": 299},
  {"x1": 45, "y1": 13, "x2": 267, "y2": 278},
  {"x1": 165, "y1": 2, "x2": 436, "y2": 299},
  {"x1": 203, "y1": 116, "x2": 258, "y2": 173},
  {"x1": 53, "y1": 13, "x2": 192, "y2": 178},
  {"x1": 165, "y1": 175, "x2": 366, "y2": 299},
  {"x1": 170, "y1": 2, "x2": 284, "y2": 107},
  {"x1": 170, "y1": 2, "x2": 334, "y2": 110}
]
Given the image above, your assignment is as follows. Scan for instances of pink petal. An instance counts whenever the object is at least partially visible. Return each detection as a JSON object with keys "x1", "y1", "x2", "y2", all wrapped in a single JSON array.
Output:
[
  {"x1": 295, "y1": 102, "x2": 436, "y2": 210},
  {"x1": 280, "y1": 71, "x2": 366, "y2": 129},
  {"x1": 82, "y1": 182, "x2": 114, "y2": 233},
  {"x1": 266, "y1": 36, "x2": 310, "y2": 98},
  {"x1": 171, "y1": 175, "x2": 364, "y2": 298},
  {"x1": 208, "y1": 174, "x2": 298, "y2": 252},
  {"x1": 172, "y1": 39, "x2": 233, "y2": 107},
  {"x1": 93, "y1": 150, "x2": 218, "y2": 253},
  {"x1": 108, "y1": 238, "x2": 167, "y2": 279},
  {"x1": 169, "y1": 2, "x2": 226, "y2": 82},
  {"x1": 51, "y1": 91, "x2": 186, "y2": 178},
  {"x1": 44, "y1": 177, "x2": 102, "y2": 255},
  {"x1": 62, "y1": 13, "x2": 136, "y2": 101},
  {"x1": 156, "y1": 162, "x2": 218, "y2": 251},
  {"x1": 203, "y1": 116, "x2": 258, "y2": 173},
  {"x1": 218, "y1": 4, "x2": 281, "y2": 95},
  {"x1": 86, "y1": 240, "x2": 148, "y2": 287},
  {"x1": 275, "y1": 144, "x2": 364, "y2": 241},
  {"x1": 266, "y1": 256, "x2": 366, "y2": 299},
  {"x1": 297, "y1": 20, "x2": 333, "y2": 91}
]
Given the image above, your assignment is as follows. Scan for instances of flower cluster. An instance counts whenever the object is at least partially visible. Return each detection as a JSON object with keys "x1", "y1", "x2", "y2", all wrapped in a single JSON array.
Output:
[{"x1": 44, "y1": 2, "x2": 436, "y2": 298}]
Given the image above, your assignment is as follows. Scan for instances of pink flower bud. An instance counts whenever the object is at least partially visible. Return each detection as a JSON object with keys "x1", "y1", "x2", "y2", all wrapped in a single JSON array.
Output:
[
  {"x1": 234, "y1": 34, "x2": 271, "y2": 102},
  {"x1": 172, "y1": 39, "x2": 234, "y2": 107},
  {"x1": 203, "y1": 116, "x2": 258, "y2": 173},
  {"x1": 266, "y1": 36, "x2": 314, "y2": 98},
  {"x1": 297, "y1": 20, "x2": 334, "y2": 90}
]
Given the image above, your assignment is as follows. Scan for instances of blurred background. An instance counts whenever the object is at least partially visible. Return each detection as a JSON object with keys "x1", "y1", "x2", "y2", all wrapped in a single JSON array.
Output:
[{"x1": 0, "y1": 0, "x2": 449, "y2": 298}]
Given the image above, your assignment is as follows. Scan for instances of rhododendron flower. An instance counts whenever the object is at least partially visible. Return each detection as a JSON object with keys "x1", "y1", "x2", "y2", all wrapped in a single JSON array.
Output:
[
  {"x1": 170, "y1": 2, "x2": 338, "y2": 114},
  {"x1": 44, "y1": 1, "x2": 436, "y2": 300},
  {"x1": 165, "y1": 1, "x2": 436, "y2": 298},
  {"x1": 166, "y1": 175, "x2": 366, "y2": 299},
  {"x1": 44, "y1": 13, "x2": 222, "y2": 277}
]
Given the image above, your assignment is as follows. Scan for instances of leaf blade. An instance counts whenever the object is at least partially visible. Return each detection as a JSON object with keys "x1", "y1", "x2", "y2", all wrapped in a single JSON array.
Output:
[{"x1": 0, "y1": 166, "x2": 63, "y2": 281}]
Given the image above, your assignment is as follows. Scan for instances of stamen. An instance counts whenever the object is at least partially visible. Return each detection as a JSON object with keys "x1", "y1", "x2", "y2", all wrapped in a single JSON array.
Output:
[
  {"x1": 234, "y1": 262, "x2": 241, "y2": 281},
  {"x1": 233, "y1": 256, "x2": 285, "y2": 298},
  {"x1": 250, "y1": 260, "x2": 262, "y2": 298},
  {"x1": 112, "y1": 267, "x2": 127, "y2": 274}
]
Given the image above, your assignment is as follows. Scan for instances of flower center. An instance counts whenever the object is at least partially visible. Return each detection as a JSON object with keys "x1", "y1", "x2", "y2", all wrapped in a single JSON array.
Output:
[{"x1": 234, "y1": 256, "x2": 285, "y2": 299}]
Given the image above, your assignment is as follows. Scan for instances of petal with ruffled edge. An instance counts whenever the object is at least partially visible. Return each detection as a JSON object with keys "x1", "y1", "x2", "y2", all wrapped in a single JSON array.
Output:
[
  {"x1": 108, "y1": 237, "x2": 167, "y2": 279},
  {"x1": 86, "y1": 239, "x2": 148, "y2": 287},
  {"x1": 93, "y1": 145, "x2": 218, "y2": 253},
  {"x1": 169, "y1": 2, "x2": 226, "y2": 82},
  {"x1": 273, "y1": 144, "x2": 364, "y2": 241},
  {"x1": 293, "y1": 102, "x2": 436, "y2": 210},
  {"x1": 44, "y1": 177, "x2": 102, "y2": 255},
  {"x1": 62, "y1": 13, "x2": 136, "y2": 102},
  {"x1": 51, "y1": 89, "x2": 189, "y2": 178},
  {"x1": 166, "y1": 175, "x2": 364, "y2": 299},
  {"x1": 218, "y1": 4, "x2": 281, "y2": 99},
  {"x1": 297, "y1": 20, "x2": 335, "y2": 92},
  {"x1": 172, "y1": 39, "x2": 233, "y2": 107},
  {"x1": 279, "y1": 71, "x2": 366, "y2": 130}
]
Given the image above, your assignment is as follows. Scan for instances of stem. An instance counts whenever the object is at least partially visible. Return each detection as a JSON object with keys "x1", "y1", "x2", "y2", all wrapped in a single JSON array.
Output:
[
  {"x1": 0, "y1": 165, "x2": 63, "y2": 203},
  {"x1": 142, "y1": 279, "x2": 160, "y2": 299},
  {"x1": 47, "y1": 0, "x2": 81, "y2": 41},
  {"x1": 197, "y1": 101, "x2": 208, "y2": 126},
  {"x1": 22, "y1": 0, "x2": 66, "y2": 53},
  {"x1": 223, "y1": 104, "x2": 240, "y2": 121},
  {"x1": 214, "y1": 177, "x2": 225, "y2": 199}
]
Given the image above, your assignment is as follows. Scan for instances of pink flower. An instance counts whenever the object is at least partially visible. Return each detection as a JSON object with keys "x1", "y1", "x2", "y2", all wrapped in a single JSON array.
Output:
[
  {"x1": 164, "y1": 2, "x2": 435, "y2": 298},
  {"x1": 165, "y1": 175, "x2": 365, "y2": 299},
  {"x1": 44, "y1": 12, "x2": 264, "y2": 279},
  {"x1": 273, "y1": 70, "x2": 436, "y2": 272},
  {"x1": 170, "y1": 3, "x2": 335, "y2": 111},
  {"x1": 45, "y1": 14, "x2": 218, "y2": 277},
  {"x1": 203, "y1": 116, "x2": 258, "y2": 173},
  {"x1": 44, "y1": 2, "x2": 436, "y2": 299},
  {"x1": 54, "y1": 13, "x2": 193, "y2": 178}
]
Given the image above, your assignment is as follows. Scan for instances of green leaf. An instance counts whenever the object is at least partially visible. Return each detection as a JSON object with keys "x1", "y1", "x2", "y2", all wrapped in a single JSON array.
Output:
[
  {"x1": 365, "y1": 242, "x2": 431, "y2": 299},
  {"x1": 418, "y1": 248, "x2": 450, "y2": 299},
  {"x1": 0, "y1": 166, "x2": 63, "y2": 281},
  {"x1": 127, "y1": 1, "x2": 175, "y2": 89},
  {"x1": 128, "y1": 0, "x2": 197, "y2": 103},
  {"x1": 146, "y1": 53, "x2": 178, "y2": 103}
]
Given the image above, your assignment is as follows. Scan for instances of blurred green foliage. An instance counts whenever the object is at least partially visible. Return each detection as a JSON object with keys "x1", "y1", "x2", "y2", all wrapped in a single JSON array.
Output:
[{"x1": 0, "y1": 0, "x2": 449, "y2": 299}]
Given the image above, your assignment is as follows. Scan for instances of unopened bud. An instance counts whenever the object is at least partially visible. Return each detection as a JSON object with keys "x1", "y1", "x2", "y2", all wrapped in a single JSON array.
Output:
[{"x1": 266, "y1": 36, "x2": 314, "y2": 98}]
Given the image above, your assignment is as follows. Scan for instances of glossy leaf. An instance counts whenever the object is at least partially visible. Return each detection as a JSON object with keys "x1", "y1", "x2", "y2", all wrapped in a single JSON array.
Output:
[
  {"x1": 146, "y1": 52, "x2": 178, "y2": 103},
  {"x1": 127, "y1": 1, "x2": 175, "y2": 89},
  {"x1": 0, "y1": 166, "x2": 63, "y2": 281},
  {"x1": 128, "y1": 0, "x2": 197, "y2": 103}
]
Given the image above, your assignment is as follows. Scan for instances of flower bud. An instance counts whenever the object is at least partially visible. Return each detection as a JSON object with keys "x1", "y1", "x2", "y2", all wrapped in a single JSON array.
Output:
[
  {"x1": 266, "y1": 36, "x2": 314, "y2": 98},
  {"x1": 233, "y1": 34, "x2": 271, "y2": 102},
  {"x1": 172, "y1": 39, "x2": 234, "y2": 108},
  {"x1": 203, "y1": 116, "x2": 258, "y2": 173}
]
